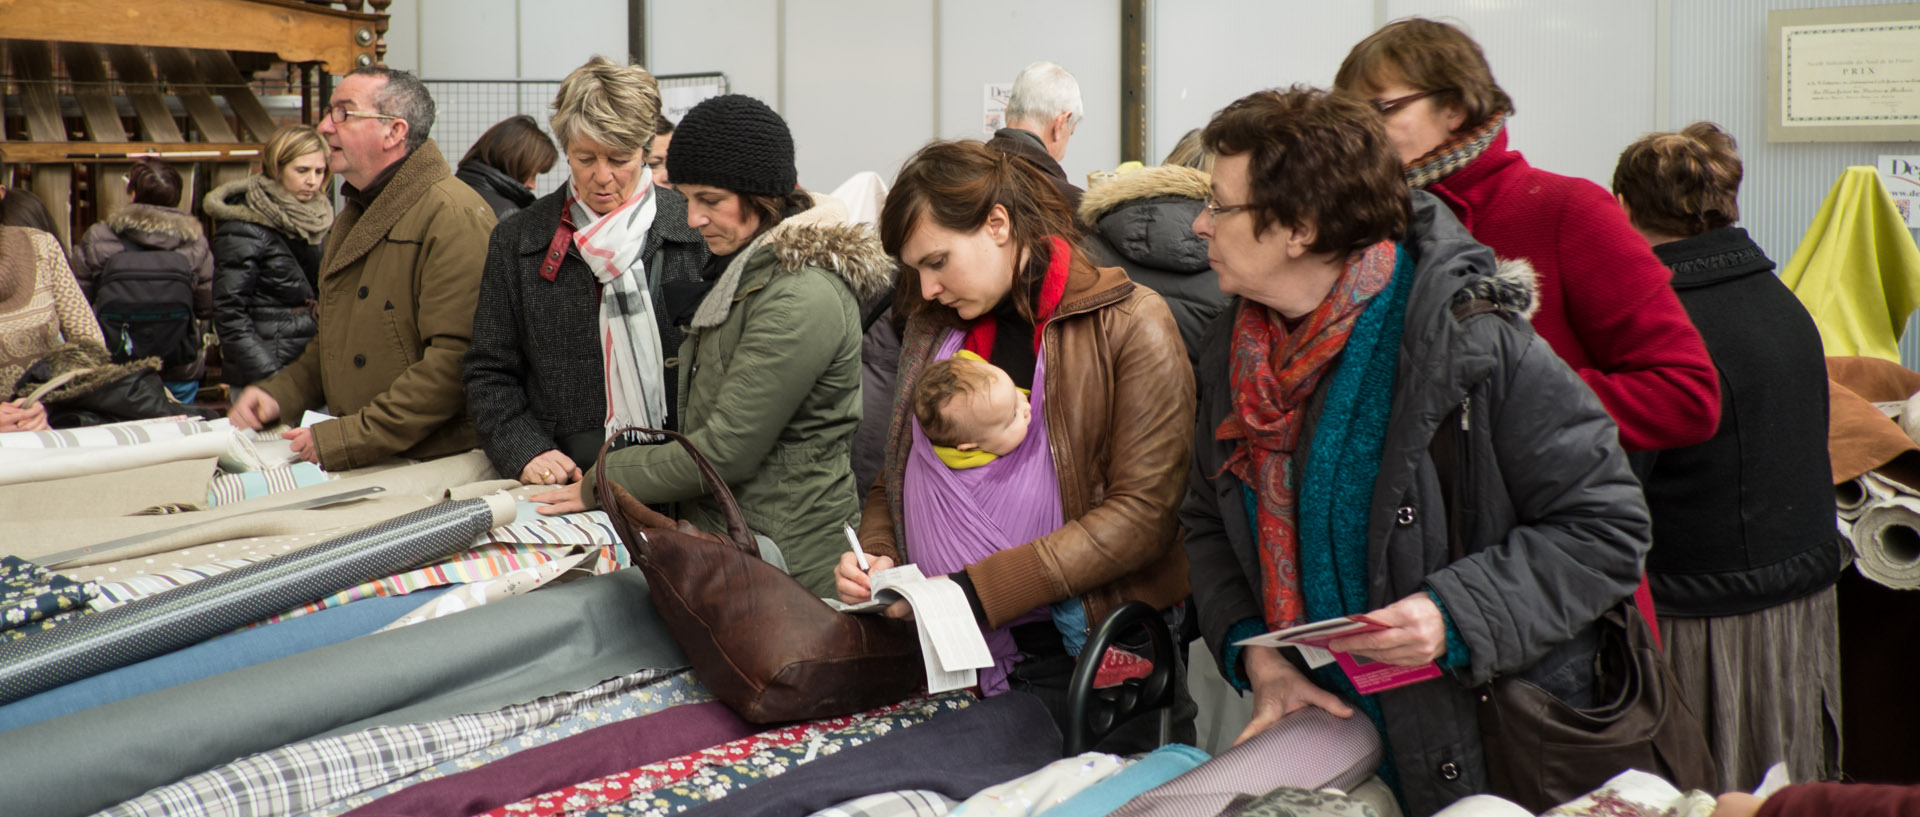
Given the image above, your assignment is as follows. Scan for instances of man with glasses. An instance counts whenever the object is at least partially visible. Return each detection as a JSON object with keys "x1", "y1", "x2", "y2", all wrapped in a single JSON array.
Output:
[{"x1": 229, "y1": 65, "x2": 496, "y2": 471}]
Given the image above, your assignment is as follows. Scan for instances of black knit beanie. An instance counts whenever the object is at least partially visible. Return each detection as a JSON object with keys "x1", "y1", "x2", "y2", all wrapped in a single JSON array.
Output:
[{"x1": 665, "y1": 94, "x2": 797, "y2": 197}]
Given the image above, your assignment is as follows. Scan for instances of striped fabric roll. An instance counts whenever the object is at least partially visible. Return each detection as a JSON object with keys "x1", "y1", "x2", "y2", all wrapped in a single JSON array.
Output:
[{"x1": 0, "y1": 417, "x2": 215, "y2": 450}]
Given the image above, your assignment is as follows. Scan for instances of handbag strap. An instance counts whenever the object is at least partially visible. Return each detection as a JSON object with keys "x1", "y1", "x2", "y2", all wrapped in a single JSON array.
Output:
[{"x1": 592, "y1": 426, "x2": 758, "y2": 557}]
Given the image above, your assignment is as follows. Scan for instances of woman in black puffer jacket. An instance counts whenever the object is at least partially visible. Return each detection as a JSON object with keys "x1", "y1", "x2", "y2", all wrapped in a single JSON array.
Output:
[
  {"x1": 203, "y1": 125, "x2": 334, "y2": 388},
  {"x1": 1078, "y1": 132, "x2": 1227, "y2": 371}
]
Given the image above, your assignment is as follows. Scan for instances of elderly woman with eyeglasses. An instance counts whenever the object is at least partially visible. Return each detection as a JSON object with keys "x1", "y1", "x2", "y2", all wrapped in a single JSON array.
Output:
[
  {"x1": 1180, "y1": 87, "x2": 1649, "y2": 815},
  {"x1": 1333, "y1": 19, "x2": 1718, "y2": 456}
]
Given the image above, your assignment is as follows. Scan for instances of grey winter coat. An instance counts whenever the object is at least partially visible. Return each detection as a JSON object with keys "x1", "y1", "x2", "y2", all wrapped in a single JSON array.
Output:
[
  {"x1": 1182, "y1": 193, "x2": 1650, "y2": 816},
  {"x1": 463, "y1": 185, "x2": 710, "y2": 479},
  {"x1": 1079, "y1": 165, "x2": 1227, "y2": 370}
]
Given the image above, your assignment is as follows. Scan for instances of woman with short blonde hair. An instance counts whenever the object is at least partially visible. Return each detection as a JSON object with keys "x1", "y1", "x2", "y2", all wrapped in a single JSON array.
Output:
[{"x1": 464, "y1": 56, "x2": 709, "y2": 488}]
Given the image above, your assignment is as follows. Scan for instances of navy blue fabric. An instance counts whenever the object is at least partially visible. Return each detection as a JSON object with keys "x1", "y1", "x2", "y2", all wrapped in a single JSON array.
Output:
[{"x1": 0, "y1": 588, "x2": 444, "y2": 733}]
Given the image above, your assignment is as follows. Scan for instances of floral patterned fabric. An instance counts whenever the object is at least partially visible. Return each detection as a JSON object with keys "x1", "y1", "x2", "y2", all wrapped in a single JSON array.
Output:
[
  {"x1": 1, "y1": 554, "x2": 98, "y2": 641},
  {"x1": 487, "y1": 691, "x2": 978, "y2": 817}
]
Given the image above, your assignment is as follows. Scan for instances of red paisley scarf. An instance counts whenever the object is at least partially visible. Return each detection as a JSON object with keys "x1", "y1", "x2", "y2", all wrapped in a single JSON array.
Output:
[
  {"x1": 1216, "y1": 241, "x2": 1398, "y2": 630},
  {"x1": 961, "y1": 235, "x2": 1074, "y2": 357}
]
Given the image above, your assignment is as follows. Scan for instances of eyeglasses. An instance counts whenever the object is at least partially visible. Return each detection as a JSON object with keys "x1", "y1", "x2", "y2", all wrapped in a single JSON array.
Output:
[
  {"x1": 1203, "y1": 197, "x2": 1252, "y2": 219},
  {"x1": 1372, "y1": 90, "x2": 1441, "y2": 116},
  {"x1": 326, "y1": 105, "x2": 400, "y2": 124}
]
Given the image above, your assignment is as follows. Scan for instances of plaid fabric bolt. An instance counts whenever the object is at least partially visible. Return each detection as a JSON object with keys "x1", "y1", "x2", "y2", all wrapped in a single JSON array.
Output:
[{"x1": 97, "y1": 669, "x2": 688, "y2": 817}]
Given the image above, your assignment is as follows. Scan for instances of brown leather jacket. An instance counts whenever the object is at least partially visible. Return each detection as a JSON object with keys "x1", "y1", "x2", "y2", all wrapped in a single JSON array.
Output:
[{"x1": 858, "y1": 262, "x2": 1194, "y2": 631}]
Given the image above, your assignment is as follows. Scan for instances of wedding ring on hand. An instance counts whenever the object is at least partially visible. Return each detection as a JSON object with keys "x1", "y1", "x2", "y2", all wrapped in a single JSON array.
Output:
[{"x1": 542, "y1": 469, "x2": 554, "y2": 482}]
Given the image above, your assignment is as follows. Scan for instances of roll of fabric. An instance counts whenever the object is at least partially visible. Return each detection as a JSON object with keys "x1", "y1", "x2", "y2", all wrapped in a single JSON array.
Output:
[
  {"x1": 1838, "y1": 471, "x2": 1906, "y2": 521},
  {"x1": 0, "y1": 494, "x2": 514, "y2": 705},
  {"x1": 0, "y1": 429, "x2": 261, "y2": 486},
  {"x1": 1850, "y1": 495, "x2": 1920, "y2": 589},
  {"x1": 1106, "y1": 707, "x2": 1383, "y2": 817},
  {"x1": 1837, "y1": 477, "x2": 1874, "y2": 521}
]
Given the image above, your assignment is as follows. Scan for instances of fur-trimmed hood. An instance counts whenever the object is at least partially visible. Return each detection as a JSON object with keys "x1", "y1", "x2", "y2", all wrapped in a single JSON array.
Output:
[
  {"x1": 1078, "y1": 166, "x2": 1212, "y2": 276},
  {"x1": 11, "y1": 340, "x2": 161, "y2": 403},
  {"x1": 104, "y1": 202, "x2": 202, "y2": 249},
  {"x1": 690, "y1": 194, "x2": 894, "y2": 330},
  {"x1": 1449, "y1": 257, "x2": 1539, "y2": 320},
  {"x1": 1078, "y1": 165, "x2": 1211, "y2": 224}
]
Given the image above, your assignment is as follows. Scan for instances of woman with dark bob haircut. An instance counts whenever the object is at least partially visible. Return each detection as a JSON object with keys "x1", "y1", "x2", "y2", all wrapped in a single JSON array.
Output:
[
  {"x1": 455, "y1": 114, "x2": 558, "y2": 220},
  {"x1": 1180, "y1": 86, "x2": 1649, "y2": 815},
  {"x1": 838, "y1": 138, "x2": 1196, "y2": 753}
]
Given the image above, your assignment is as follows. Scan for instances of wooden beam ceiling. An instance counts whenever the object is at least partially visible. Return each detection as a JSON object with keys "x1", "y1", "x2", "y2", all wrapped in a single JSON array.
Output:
[{"x1": 0, "y1": 0, "x2": 383, "y2": 72}]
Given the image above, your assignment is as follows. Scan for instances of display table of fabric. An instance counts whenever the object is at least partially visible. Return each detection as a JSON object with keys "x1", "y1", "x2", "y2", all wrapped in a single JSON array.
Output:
[
  {"x1": 676, "y1": 691, "x2": 1065, "y2": 817},
  {"x1": 0, "y1": 494, "x2": 518, "y2": 705},
  {"x1": 0, "y1": 451, "x2": 498, "y2": 569},
  {"x1": 0, "y1": 569, "x2": 690, "y2": 817},
  {"x1": 492, "y1": 691, "x2": 980, "y2": 817},
  {"x1": 0, "y1": 588, "x2": 451, "y2": 732}
]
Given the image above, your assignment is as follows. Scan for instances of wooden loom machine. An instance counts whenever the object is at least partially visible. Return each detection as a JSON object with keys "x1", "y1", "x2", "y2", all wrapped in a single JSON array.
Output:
[{"x1": 0, "y1": 0, "x2": 393, "y2": 247}]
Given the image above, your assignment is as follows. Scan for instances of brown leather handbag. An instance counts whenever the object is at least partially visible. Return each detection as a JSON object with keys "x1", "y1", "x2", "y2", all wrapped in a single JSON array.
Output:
[
  {"x1": 593, "y1": 427, "x2": 926, "y2": 723},
  {"x1": 1474, "y1": 606, "x2": 1719, "y2": 811},
  {"x1": 1431, "y1": 393, "x2": 1717, "y2": 811}
]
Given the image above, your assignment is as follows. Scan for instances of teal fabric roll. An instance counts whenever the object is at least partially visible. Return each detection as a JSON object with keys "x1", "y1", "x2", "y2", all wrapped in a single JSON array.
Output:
[{"x1": 1041, "y1": 744, "x2": 1211, "y2": 817}]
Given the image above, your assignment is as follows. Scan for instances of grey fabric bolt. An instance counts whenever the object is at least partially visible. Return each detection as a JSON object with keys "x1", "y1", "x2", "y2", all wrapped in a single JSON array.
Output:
[
  {"x1": 1107, "y1": 706, "x2": 1383, "y2": 817},
  {"x1": 0, "y1": 498, "x2": 501, "y2": 705},
  {"x1": 0, "y1": 568, "x2": 688, "y2": 817}
]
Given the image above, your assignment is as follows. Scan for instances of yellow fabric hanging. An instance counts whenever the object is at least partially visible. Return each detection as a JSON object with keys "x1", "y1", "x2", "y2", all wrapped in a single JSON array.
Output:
[{"x1": 1780, "y1": 166, "x2": 1920, "y2": 362}]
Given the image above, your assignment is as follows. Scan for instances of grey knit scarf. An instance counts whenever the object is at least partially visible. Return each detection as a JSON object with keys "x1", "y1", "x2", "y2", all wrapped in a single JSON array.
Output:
[{"x1": 239, "y1": 174, "x2": 335, "y2": 244}]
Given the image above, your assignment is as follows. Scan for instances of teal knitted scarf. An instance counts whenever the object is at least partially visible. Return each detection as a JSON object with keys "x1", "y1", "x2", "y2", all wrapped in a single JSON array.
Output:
[{"x1": 1232, "y1": 244, "x2": 1414, "y2": 793}]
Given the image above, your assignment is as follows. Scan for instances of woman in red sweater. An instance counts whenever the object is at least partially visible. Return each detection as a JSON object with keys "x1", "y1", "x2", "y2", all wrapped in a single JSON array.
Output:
[{"x1": 1333, "y1": 19, "x2": 1719, "y2": 453}]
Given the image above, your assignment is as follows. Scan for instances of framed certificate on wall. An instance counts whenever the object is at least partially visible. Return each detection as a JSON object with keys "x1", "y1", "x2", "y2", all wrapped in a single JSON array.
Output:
[{"x1": 1768, "y1": 3, "x2": 1920, "y2": 142}]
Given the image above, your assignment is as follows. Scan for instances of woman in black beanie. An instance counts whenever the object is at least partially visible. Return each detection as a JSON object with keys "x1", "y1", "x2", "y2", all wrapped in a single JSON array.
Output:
[{"x1": 536, "y1": 94, "x2": 893, "y2": 598}]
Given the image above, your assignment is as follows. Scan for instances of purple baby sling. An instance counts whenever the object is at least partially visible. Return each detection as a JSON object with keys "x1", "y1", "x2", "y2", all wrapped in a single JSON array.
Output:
[{"x1": 902, "y1": 329, "x2": 1063, "y2": 695}]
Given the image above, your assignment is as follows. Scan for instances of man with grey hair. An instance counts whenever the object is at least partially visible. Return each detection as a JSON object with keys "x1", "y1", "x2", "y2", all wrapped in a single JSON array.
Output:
[
  {"x1": 229, "y1": 65, "x2": 495, "y2": 470},
  {"x1": 988, "y1": 60, "x2": 1085, "y2": 212}
]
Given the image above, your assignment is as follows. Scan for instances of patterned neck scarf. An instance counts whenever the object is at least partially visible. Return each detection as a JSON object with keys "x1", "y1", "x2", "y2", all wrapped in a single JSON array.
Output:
[
  {"x1": 1403, "y1": 110, "x2": 1508, "y2": 191},
  {"x1": 1216, "y1": 240, "x2": 1399, "y2": 630}
]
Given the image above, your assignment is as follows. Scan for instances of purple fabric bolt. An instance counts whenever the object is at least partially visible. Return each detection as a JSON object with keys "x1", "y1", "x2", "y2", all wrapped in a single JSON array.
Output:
[
  {"x1": 901, "y1": 329, "x2": 1064, "y2": 694},
  {"x1": 341, "y1": 699, "x2": 758, "y2": 817}
]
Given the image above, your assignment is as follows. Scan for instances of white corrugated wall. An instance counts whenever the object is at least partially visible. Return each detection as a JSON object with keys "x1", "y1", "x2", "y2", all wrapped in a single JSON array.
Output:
[{"x1": 1667, "y1": 0, "x2": 1920, "y2": 367}]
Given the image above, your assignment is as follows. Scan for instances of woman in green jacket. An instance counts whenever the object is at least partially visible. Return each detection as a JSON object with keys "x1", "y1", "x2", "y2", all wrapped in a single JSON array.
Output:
[{"x1": 536, "y1": 95, "x2": 891, "y2": 597}]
